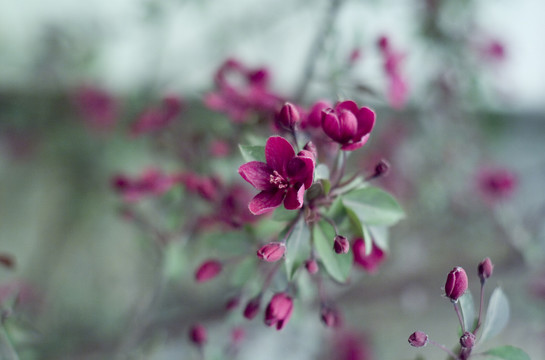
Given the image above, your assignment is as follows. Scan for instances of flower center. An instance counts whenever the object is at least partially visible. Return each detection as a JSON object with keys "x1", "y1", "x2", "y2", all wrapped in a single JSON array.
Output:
[{"x1": 269, "y1": 170, "x2": 288, "y2": 189}]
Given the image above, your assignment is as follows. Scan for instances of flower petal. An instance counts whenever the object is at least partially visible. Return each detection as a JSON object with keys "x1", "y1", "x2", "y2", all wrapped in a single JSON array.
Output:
[
  {"x1": 338, "y1": 109, "x2": 358, "y2": 142},
  {"x1": 284, "y1": 184, "x2": 305, "y2": 210},
  {"x1": 340, "y1": 134, "x2": 370, "y2": 151},
  {"x1": 355, "y1": 107, "x2": 375, "y2": 138},
  {"x1": 335, "y1": 100, "x2": 359, "y2": 115},
  {"x1": 238, "y1": 161, "x2": 275, "y2": 191},
  {"x1": 286, "y1": 156, "x2": 314, "y2": 189},
  {"x1": 322, "y1": 108, "x2": 341, "y2": 142},
  {"x1": 265, "y1": 136, "x2": 295, "y2": 176},
  {"x1": 248, "y1": 189, "x2": 285, "y2": 215}
]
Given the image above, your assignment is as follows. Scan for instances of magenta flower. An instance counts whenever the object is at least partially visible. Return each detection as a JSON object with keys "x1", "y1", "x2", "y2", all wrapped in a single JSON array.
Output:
[
  {"x1": 264, "y1": 292, "x2": 294, "y2": 330},
  {"x1": 130, "y1": 95, "x2": 182, "y2": 136},
  {"x1": 353, "y1": 239, "x2": 386, "y2": 273},
  {"x1": 477, "y1": 167, "x2": 517, "y2": 202},
  {"x1": 189, "y1": 324, "x2": 207, "y2": 346},
  {"x1": 321, "y1": 100, "x2": 376, "y2": 151},
  {"x1": 238, "y1": 136, "x2": 315, "y2": 215}
]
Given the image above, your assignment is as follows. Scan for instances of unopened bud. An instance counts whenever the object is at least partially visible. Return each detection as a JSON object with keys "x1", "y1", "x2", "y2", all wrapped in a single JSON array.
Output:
[
  {"x1": 243, "y1": 295, "x2": 261, "y2": 320},
  {"x1": 189, "y1": 324, "x2": 207, "y2": 346},
  {"x1": 374, "y1": 159, "x2": 390, "y2": 178},
  {"x1": 320, "y1": 306, "x2": 342, "y2": 328},
  {"x1": 460, "y1": 331, "x2": 476, "y2": 348},
  {"x1": 257, "y1": 242, "x2": 286, "y2": 262},
  {"x1": 305, "y1": 259, "x2": 319, "y2": 275},
  {"x1": 445, "y1": 267, "x2": 468, "y2": 302},
  {"x1": 408, "y1": 331, "x2": 428, "y2": 347},
  {"x1": 195, "y1": 259, "x2": 222, "y2": 283},
  {"x1": 0, "y1": 254, "x2": 15, "y2": 269},
  {"x1": 225, "y1": 296, "x2": 240, "y2": 311},
  {"x1": 478, "y1": 257, "x2": 494, "y2": 283},
  {"x1": 264, "y1": 292, "x2": 294, "y2": 330},
  {"x1": 333, "y1": 235, "x2": 350, "y2": 254},
  {"x1": 277, "y1": 102, "x2": 300, "y2": 129}
]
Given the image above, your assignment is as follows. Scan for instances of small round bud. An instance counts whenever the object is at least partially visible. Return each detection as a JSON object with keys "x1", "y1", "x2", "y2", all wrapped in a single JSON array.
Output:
[
  {"x1": 478, "y1": 257, "x2": 494, "y2": 283},
  {"x1": 195, "y1": 259, "x2": 222, "y2": 283},
  {"x1": 189, "y1": 324, "x2": 207, "y2": 346},
  {"x1": 305, "y1": 259, "x2": 319, "y2": 275},
  {"x1": 408, "y1": 331, "x2": 428, "y2": 347},
  {"x1": 460, "y1": 331, "x2": 476, "y2": 348},
  {"x1": 333, "y1": 235, "x2": 350, "y2": 254},
  {"x1": 444, "y1": 267, "x2": 468, "y2": 302},
  {"x1": 257, "y1": 242, "x2": 286, "y2": 262}
]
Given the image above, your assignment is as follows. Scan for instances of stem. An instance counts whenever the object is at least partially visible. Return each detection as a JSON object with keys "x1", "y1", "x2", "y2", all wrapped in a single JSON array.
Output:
[
  {"x1": 473, "y1": 281, "x2": 485, "y2": 334},
  {"x1": 294, "y1": 0, "x2": 344, "y2": 102},
  {"x1": 428, "y1": 339, "x2": 460, "y2": 360},
  {"x1": 0, "y1": 324, "x2": 19, "y2": 360},
  {"x1": 330, "y1": 150, "x2": 347, "y2": 190},
  {"x1": 453, "y1": 301, "x2": 466, "y2": 333}
]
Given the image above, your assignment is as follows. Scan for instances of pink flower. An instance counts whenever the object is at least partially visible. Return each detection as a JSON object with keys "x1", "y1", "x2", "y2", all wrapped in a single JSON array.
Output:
[
  {"x1": 74, "y1": 85, "x2": 118, "y2": 132},
  {"x1": 264, "y1": 293, "x2": 293, "y2": 330},
  {"x1": 353, "y1": 239, "x2": 386, "y2": 273},
  {"x1": 238, "y1": 136, "x2": 315, "y2": 215},
  {"x1": 478, "y1": 257, "x2": 494, "y2": 282},
  {"x1": 130, "y1": 95, "x2": 182, "y2": 136},
  {"x1": 257, "y1": 242, "x2": 286, "y2": 262},
  {"x1": 189, "y1": 324, "x2": 207, "y2": 346},
  {"x1": 321, "y1": 100, "x2": 376, "y2": 151},
  {"x1": 377, "y1": 35, "x2": 409, "y2": 109},
  {"x1": 111, "y1": 168, "x2": 177, "y2": 203},
  {"x1": 477, "y1": 167, "x2": 517, "y2": 202},
  {"x1": 408, "y1": 331, "x2": 428, "y2": 347},
  {"x1": 333, "y1": 235, "x2": 350, "y2": 254},
  {"x1": 194, "y1": 259, "x2": 223, "y2": 283},
  {"x1": 302, "y1": 100, "x2": 332, "y2": 129},
  {"x1": 243, "y1": 295, "x2": 262, "y2": 320},
  {"x1": 445, "y1": 267, "x2": 468, "y2": 302}
]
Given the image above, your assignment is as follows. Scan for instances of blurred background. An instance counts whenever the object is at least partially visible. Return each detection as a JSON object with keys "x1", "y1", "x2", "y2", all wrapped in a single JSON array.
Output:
[{"x1": 1, "y1": 0, "x2": 544, "y2": 359}]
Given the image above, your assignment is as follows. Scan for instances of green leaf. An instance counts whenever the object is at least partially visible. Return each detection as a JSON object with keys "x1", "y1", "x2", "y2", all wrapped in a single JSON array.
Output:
[
  {"x1": 272, "y1": 206, "x2": 298, "y2": 222},
  {"x1": 230, "y1": 257, "x2": 258, "y2": 286},
  {"x1": 313, "y1": 220, "x2": 352, "y2": 283},
  {"x1": 480, "y1": 287, "x2": 510, "y2": 343},
  {"x1": 459, "y1": 291, "x2": 476, "y2": 332},
  {"x1": 239, "y1": 145, "x2": 266, "y2": 163},
  {"x1": 483, "y1": 346, "x2": 531, "y2": 360},
  {"x1": 284, "y1": 218, "x2": 311, "y2": 280},
  {"x1": 368, "y1": 225, "x2": 389, "y2": 251},
  {"x1": 342, "y1": 187, "x2": 405, "y2": 226},
  {"x1": 344, "y1": 206, "x2": 371, "y2": 255},
  {"x1": 315, "y1": 163, "x2": 330, "y2": 180}
]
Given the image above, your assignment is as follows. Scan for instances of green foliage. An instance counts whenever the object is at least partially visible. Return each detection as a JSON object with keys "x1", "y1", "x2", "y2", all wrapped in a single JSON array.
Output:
[
  {"x1": 239, "y1": 144, "x2": 266, "y2": 163},
  {"x1": 459, "y1": 291, "x2": 477, "y2": 332},
  {"x1": 483, "y1": 346, "x2": 531, "y2": 360},
  {"x1": 313, "y1": 220, "x2": 352, "y2": 283},
  {"x1": 284, "y1": 218, "x2": 311, "y2": 280},
  {"x1": 480, "y1": 287, "x2": 510, "y2": 343},
  {"x1": 342, "y1": 186, "x2": 405, "y2": 226}
]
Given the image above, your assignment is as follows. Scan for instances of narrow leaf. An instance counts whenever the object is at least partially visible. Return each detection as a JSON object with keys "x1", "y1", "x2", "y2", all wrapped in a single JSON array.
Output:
[
  {"x1": 284, "y1": 218, "x2": 311, "y2": 280},
  {"x1": 342, "y1": 187, "x2": 405, "y2": 226},
  {"x1": 313, "y1": 220, "x2": 353, "y2": 283},
  {"x1": 459, "y1": 291, "x2": 476, "y2": 332},
  {"x1": 239, "y1": 145, "x2": 266, "y2": 163},
  {"x1": 480, "y1": 287, "x2": 510, "y2": 343},
  {"x1": 483, "y1": 345, "x2": 531, "y2": 360}
]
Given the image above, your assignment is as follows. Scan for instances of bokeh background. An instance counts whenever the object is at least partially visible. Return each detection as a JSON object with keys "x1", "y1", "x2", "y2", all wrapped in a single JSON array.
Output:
[{"x1": 1, "y1": 0, "x2": 544, "y2": 359}]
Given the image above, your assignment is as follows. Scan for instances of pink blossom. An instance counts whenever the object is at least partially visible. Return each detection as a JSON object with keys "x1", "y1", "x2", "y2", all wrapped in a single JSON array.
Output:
[
  {"x1": 377, "y1": 35, "x2": 409, "y2": 109},
  {"x1": 194, "y1": 259, "x2": 223, "y2": 283},
  {"x1": 111, "y1": 168, "x2": 177, "y2": 203},
  {"x1": 189, "y1": 324, "x2": 207, "y2": 346},
  {"x1": 321, "y1": 100, "x2": 376, "y2": 151},
  {"x1": 353, "y1": 239, "x2": 386, "y2": 274},
  {"x1": 444, "y1": 267, "x2": 468, "y2": 302},
  {"x1": 238, "y1": 136, "x2": 315, "y2": 215},
  {"x1": 264, "y1": 292, "x2": 293, "y2": 330},
  {"x1": 130, "y1": 95, "x2": 182, "y2": 136},
  {"x1": 74, "y1": 85, "x2": 118, "y2": 131},
  {"x1": 302, "y1": 100, "x2": 332, "y2": 129},
  {"x1": 257, "y1": 242, "x2": 286, "y2": 262},
  {"x1": 477, "y1": 167, "x2": 517, "y2": 202}
]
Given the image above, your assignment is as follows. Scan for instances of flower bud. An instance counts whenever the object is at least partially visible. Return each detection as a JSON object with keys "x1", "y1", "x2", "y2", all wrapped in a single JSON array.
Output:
[
  {"x1": 478, "y1": 257, "x2": 494, "y2": 283},
  {"x1": 305, "y1": 259, "x2": 319, "y2": 275},
  {"x1": 305, "y1": 100, "x2": 331, "y2": 128},
  {"x1": 321, "y1": 306, "x2": 343, "y2": 328},
  {"x1": 264, "y1": 292, "x2": 293, "y2": 330},
  {"x1": 277, "y1": 102, "x2": 300, "y2": 129},
  {"x1": 445, "y1": 267, "x2": 468, "y2": 302},
  {"x1": 257, "y1": 242, "x2": 286, "y2": 262},
  {"x1": 195, "y1": 259, "x2": 222, "y2": 283},
  {"x1": 243, "y1": 295, "x2": 261, "y2": 320},
  {"x1": 333, "y1": 235, "x2": 350, "y2": 254},
  {"x1": 408, "y1": 331, "x2": 428, "y2": 347},
  {"x1": 225, "y1": 296, "x2": 240, "y2": 311},
  {"x1": 189, "y1": 323, "x2": 207, "y2": 346},
  {"x1": 374, "y1": 159, "x2": 390, "y2": 178},
  {"x1": 460, "y1": 331, "x2": 476, "y2": 348},
  {"x1": 0, "y1": 254, "x2": 15, "y2": 269}
]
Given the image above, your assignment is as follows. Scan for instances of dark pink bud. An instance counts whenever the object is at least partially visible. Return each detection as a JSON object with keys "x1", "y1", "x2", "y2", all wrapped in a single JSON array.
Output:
[
  {"x1": 257, "y1": 242, "x2": 286, "y2": 262},
  {"x1": 374, "y1": 159, "x2": 390, "y2": 178},
  {"x1": 225, "y1": 296, "x2": 240, "y2": 311},
  {"x1": 243, "y1": 295, "x2": 261, "y2": 320},
  {"x1": 277, "y1": 102, "x2": 300, "y2": 129},
  {"x1": 408, "y1": 331, "x2": 428, "y2": 347},
  {"x1": 445, "y1": 267, "x2": 468, "y2": 302},
  {"x1": 264, "y1": 293, "x2": 293, "y2": 330},
  {"x1": 195, "y1": 259, "x2": 222, "y2": 283},
  {"x1": 460, "y1": 331, "x2": 476, "y2": 348},
  {"x1": 306, "y1": 100, "x2": 331, "y2": 128},
  {"x1": 321, "y1": 306, "x2": 342, "y2": 328},
  {"x1": 189, "y1": 324, "x2": 207, "y2": 346},
  {"x1": 333, "y1": 235, "x2": 350, "y2": 254},
  {"x1": 478, "y1": 257, "x2": 494, "y2": 282},
  {"x1": 302, "y1": 141, "x2": 318, "y2": 161},
  {"x1": 353, "y1": 239, "x2": 386, "y2": 273},
  {"x1": 305, "y1": 259, "x2": 319, "y2": 275},
  {"x1": 377, "y1": 35, "x2": 390, "y2": 52}
]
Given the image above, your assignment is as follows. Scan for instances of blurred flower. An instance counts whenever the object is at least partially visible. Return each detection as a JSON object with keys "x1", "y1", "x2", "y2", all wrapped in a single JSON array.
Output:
[
  {"x1": 321, "y1": 305, "x2": 343, "y2": 328},
  {"x1": 478, "y1": 257, "x2": 494, "y2": 282},
  {"x1": 321, "y1": 100, "x2": 376, "y2": 151},
  {"x1": 264, "y1": 292, "x2": 293, "y2": 330},
  {"x1": 189, "y1": 324, "x2": 207, "y2": 346},
  {"x1": 204, "y1": 58, "x2": 282, "y2": 123},
  {"x1": 444, "y1": 267, "x2": 468, "y2": 302},
  {"x1": 130, "y1": 95, "x2": 183, "y2": 136},
  {"x1": 302, "y1": 100, "x2": 332, "y2": 129},
  {"x1": 111, "y1": 168, "x2": 177, "y2": 203},
  {"x1": 477, "y1": 167, "x2": 517, "y2": 203},
  {"x1": 0, "y1": 254, "x2": 15, "y2": 269},
  {"x1": 209, "y1": 139, "x2": 231, "y2": 158},
  {"x1": 377, "y1": 35, "x2": 409, "y2": 110},
  {"x1": 74, "y1": 85, "x2": 118, "y2": 132},
  {"x1": 305, "y1": 259, "x2": 319, "y2": 274},
  {"x1": 239, "y1": 136, "x2": 315, "y2": 215},
  {"x1": 243, "y1": 295, "x2": 262, "y2": 320},
  {"x1": 195, "y1": 259, "x2": 222, "y2": 283},
  {"x1": 332, "y1": 330, "x2": 374, "y2": 360},
  {"x1": 353, "y1": 239, "x2": 386, "y2": 273}
]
